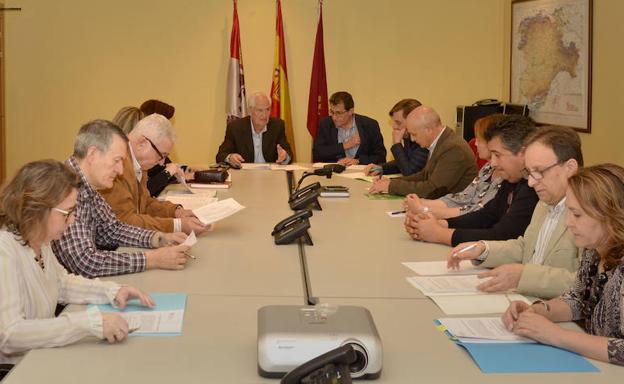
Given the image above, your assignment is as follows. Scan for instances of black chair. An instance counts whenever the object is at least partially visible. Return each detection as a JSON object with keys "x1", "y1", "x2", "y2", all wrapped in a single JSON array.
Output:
[{"x1": 0, "y1": 364, "x2": 14, "y2": 381}]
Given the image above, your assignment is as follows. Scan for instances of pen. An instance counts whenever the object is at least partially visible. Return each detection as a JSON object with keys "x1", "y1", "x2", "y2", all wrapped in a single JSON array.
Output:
[
  {"x1": 184, "y1": 251, "x2": 196, "y2": 260},
  {"x1": 391, "y1": 210, "x2": 406, "y2": 215},
  {"x1": 452, "y1": 242, "x2": 479, "y2": 258}
]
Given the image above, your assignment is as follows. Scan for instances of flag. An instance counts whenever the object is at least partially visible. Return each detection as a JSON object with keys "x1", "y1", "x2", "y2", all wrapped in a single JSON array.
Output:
[
  {"x1": 226, "y1": 0, "x2": 247, "y2": 123},
  {"x1": 306, "y1": 0, "x2": 328, "y2": 140},
  {"x1": 270, "y1": 0, "x2": 296, "y2": 160}
]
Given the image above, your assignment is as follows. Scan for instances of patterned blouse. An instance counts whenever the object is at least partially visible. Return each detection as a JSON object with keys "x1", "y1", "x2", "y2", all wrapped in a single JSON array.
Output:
[
  {"x1": 560, "y1": 248, "x2": 624, "y2": 365},
  {"x1": 438, "y1": 162, "x2": 502, "y2": 214}
]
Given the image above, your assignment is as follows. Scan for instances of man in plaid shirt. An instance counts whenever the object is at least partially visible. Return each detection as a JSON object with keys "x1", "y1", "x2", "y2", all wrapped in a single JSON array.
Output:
[{"x1": 52, "y1": 120, "x2": 190, "y2": 278}]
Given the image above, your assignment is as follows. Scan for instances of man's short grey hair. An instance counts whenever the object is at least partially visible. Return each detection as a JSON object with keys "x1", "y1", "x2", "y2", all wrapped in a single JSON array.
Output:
[
  {"x1": 73, "y1": 119, "x2": 128, "y2": 159},
  {"x1": 247, "y1": 92, "x2": 270, "y2": 109},
  {"x1": 129, "y1": 113, "x2": 176, "y2": 144}
]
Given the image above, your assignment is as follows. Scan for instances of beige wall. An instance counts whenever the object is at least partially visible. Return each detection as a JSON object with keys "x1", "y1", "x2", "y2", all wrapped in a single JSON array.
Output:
[{"x1": 2, "y1": 0, "x2": 621, "y2": 178}]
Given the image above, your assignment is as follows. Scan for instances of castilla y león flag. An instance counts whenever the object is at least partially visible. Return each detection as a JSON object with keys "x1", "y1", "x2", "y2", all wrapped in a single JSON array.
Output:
[
  {"x1": 226, "y1": 0, "x2": 247, "y2": 123},
  {"x1": 269, "y1": 0, "x2": 296, "y2": 160}
]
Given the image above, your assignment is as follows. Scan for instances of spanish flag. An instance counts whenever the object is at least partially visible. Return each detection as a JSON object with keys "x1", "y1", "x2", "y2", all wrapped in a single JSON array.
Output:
[{"x1": 269, "y1": 0, "x2": 296, "y2": 160}]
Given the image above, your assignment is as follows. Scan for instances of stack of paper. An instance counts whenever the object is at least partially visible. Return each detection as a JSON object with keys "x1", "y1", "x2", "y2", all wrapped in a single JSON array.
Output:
[
  {"x1": 190, "y1": 175, "x2": 232, "y2": 189},
  {"x1": 435, "y1": 317, "x2": 599, "y2": 373},
  {"x1": 94, "y1": 293, "x2": 188, "y2": 336},
  {"x1": 192, "y1": 198, "x2": 245, "y2": 225},
  {"x1": 404, "y1": 262, "x2": 531, "y2": 315},
  {"x1": 241, "y1": 163, "x2": 271, "y2": 170},
  {"x1": 270, "y1": 164, "x2": 311, "y2": 171},
  {"x1": 163, "y1": 194, "x2": 218, "y2": 210}
]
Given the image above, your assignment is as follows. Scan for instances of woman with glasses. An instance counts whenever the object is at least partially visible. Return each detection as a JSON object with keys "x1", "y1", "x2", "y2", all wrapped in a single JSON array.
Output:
[
  {"x1": 0, "y1": 160, "x2": 154, "y2": 370},
  {"x1": 503, "y1": 164, "x2": 624, "y2": 365}
]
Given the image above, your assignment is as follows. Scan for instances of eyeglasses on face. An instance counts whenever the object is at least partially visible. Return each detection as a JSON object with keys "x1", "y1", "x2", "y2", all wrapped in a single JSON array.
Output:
[
  {"x1": 523, "y1": 161, "x2": 562, "y2": 180},
  {"x1": 52, "y1": 207, "x2": 76, "y2": 222},
  {"x1": 329, "y1": 109, "x2": 349, "y2": 117},
  {"x1": 143, "y1": 135, "x2": 166, "y2": 161}
]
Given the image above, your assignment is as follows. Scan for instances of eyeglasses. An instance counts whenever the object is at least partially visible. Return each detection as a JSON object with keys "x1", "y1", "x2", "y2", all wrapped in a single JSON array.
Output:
[
  {"x1": 143, "y1": 135, "x2": 166, "y2": 161},
  {"x1": 523, "y1": 161, "x2": 562, "y2": 180},
  {"x1": 329, "y1": 109, "x2": 349, "y2": 117},
  {"x1": 52, "y1": 207, "x2": 76, "y2": 222}
]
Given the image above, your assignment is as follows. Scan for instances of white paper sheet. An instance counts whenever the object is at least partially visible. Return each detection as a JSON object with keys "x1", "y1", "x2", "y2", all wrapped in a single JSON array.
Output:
[
  {"x1": 402, "y1": 261, "x2": 486, "y2": 276},
  {"x1": 181, "y1": 231, "x2": 197, "y2": 247},
  {"x1": 406, "y1": 275, "x2": 488, "y2": 295},
  {"x1": 430, "y1": 294, "x2": 531, "y2": 315},
  {"x1": 438, "y1": 317, "x2": 534, "y2": 342},
  {"x1": 241, "y1": 163, "x2": 271, "y2": 170},
  {"x1": 120, "y1": 310, "x2": 185, "y2": 334},
  {"x1": 270, "y1": 164, "x2": 311, "y2": 171},
  {"x1": 334, "y1": 171, "x2": 368, "y2": 180},
  {"x1": 192, "y1": 198, "x2": 245, "y2": 225},
  {"x1": 164, "y1": 194, "x2": 218, "y2": 210}
]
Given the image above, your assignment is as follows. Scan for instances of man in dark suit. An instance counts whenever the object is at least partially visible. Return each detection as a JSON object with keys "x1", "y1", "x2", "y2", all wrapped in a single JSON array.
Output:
[
  {"x1": 312, "y1": 91, "x2": 386, "y2": 166},
  {"x1": 369, "y1": 105, "x2": 477, "y2": 198},
  {"x1": 216, "y1": 92, "x2": 292, "y2": 166}
]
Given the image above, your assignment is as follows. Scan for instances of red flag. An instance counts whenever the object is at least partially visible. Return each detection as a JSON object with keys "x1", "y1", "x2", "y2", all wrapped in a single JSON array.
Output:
[
  {"x1": 226, "y1": 0, "x2": 247, "y2": 123},
  {"x1": 306, "y1": 1, "x2": 328, "y2": 140},
  {"x1": 269, "y1": 0, "x2": 296, "y2": 160}
]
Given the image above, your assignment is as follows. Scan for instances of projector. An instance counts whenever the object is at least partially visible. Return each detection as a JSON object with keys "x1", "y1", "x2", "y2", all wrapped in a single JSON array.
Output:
[{"x1": 257, "y1": 305, "x2": 383, "y2": 379}]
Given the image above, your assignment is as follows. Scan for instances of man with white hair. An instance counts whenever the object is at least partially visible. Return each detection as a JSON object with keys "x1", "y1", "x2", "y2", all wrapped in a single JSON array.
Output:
[
  {"x1": 216, "y1": 91, "x2": 292, "y2": 166},
  {"x1": 101, "y1": 113, "x2": 209, "y2": 235}
]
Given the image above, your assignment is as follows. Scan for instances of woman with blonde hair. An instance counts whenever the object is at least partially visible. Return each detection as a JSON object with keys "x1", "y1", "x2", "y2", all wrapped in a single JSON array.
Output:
[
  {"x1": 0, "y1": 160, "x2": 154, "y2": 371},
  {"x1": 503, "y1": 163, "x2": 624, "y2": 365}
]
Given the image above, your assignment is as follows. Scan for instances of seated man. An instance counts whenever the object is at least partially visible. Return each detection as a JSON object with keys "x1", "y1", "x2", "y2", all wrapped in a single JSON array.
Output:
[
  {"x1": 364, "y1": 98, "x2": 429, "y2": 176},
  {"x1": 369, "y1": 106, "x2": 476, "y2": 198},
  {"x1": 448, "y1": 126, "x2": 582, "y2": 299},
  {"x1": 216, "y1": 91, "x2": 292, "y2": 167},
  {"x1": 405, "y1": 115, "x2": 539, "y2": 246},
  {"x1": 312, "y1": 91, "x2": 386, "y2": 166},
  {"x1": 52, "y1": 120, "x2": 191, "y2": 278},
  {"x1": 100, "y1": 113, "x2": 208, "y2": 235}
]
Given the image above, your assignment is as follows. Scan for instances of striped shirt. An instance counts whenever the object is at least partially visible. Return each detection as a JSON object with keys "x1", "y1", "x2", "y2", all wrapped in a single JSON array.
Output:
[
  {"x1": 0, "y1": 230, "x2": 120, "y2": 363},
  {"x1": 52, "y1": 157, "x2": 155, "y2": 278}
]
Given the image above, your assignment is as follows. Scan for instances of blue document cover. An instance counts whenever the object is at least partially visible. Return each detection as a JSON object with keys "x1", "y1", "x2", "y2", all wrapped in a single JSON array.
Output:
[
  {"x1": 91, "y1": 292, "x2": 187, "y2": 336},
  {"x1": 434, "y1": 320, "x2": 599, "y2": 373}
]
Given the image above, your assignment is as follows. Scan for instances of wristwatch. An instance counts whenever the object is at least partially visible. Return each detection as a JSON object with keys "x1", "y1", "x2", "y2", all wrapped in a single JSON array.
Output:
[{"x1": 532, "y1": 299, "x2": 550, "y2": 312}]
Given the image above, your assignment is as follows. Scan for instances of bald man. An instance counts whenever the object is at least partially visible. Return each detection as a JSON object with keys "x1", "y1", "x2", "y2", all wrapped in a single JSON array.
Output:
[{"x1": 369, "y1": 106, "x2": 477, "y2": 198}]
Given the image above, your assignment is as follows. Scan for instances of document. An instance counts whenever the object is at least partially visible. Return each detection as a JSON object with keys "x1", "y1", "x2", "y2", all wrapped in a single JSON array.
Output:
[
  {"x1": 241, "y1": 163, "x2": 271, "y2": 170},
  {"x1": 437, "y1": 317, "x2": 532, "y2": 342},
  {"x1": 93, "y1": 293, "x2": 187, "y2": 336},
  {"x1": 430, "y1": 294, "x2": 531, "y2": 315},
  {"x1": 181, "y1": 231, "x2": 197, "y2": 247},
  {"x1": 402, "y1": 261, "x2": 485, "y2": 276},
  {"x1": 192, "y1": 198, "x2": 245, "y2": 225},
  {"x1": 270, "y1": 164, "x2": 311, "y2": 171},
  {"x1": 334, "y1": 171, "x2": 368, "y2": 180},
  {"x1": 164, "y1": 194, "x2": 217, "y2": 210},
  {"x1": 406, "y1": 275, "x2": 487, "y2": 295}
]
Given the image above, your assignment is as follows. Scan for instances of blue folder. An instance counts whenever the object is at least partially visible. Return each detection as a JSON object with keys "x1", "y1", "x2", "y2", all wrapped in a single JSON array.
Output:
[
  {"x1": 435, "y1": 320, "x2": 599, "y2": 373},
  {"x1": 91, "y1": 292, "x2": 187, "y2": 337}
]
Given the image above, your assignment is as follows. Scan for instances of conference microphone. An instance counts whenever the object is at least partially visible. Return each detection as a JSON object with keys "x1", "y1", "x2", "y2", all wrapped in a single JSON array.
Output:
[{"x1": 323, "y1": 163, "x2": 346, "y2": 174}]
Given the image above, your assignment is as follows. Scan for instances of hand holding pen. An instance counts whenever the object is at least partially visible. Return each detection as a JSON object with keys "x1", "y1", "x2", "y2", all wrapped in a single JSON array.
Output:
[{"x1": 447, "y1": 241, "x2": 485, "y2": 270}]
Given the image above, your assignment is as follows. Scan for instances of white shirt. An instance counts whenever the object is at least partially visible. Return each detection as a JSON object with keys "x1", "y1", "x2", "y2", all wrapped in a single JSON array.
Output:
[
  {"x1": 427, "y1": 127, "x2": 446, "y2": 158},
  {"x1": 0, "y1": 230, "x2": 120, "y2": 363},
  {"x1": 529, "y1": 198, "x2": 566, "y2": 265}
]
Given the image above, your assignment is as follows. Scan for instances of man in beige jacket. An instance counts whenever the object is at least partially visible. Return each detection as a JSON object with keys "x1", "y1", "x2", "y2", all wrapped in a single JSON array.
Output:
[
  {"x1": 100, "y1": 114, "x2": 208, "y2": 235},
  {"x1": 447, "y1": 126, "x2": 582, "y2": 299}
]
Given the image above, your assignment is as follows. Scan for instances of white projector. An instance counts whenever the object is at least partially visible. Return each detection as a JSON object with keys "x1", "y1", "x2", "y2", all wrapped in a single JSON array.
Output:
[{"x1": 257, "y1": 305, "x2": 383, "y2": 379}]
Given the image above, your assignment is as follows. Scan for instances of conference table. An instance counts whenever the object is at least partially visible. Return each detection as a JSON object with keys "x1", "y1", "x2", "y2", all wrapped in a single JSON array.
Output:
[{"x1": 4, "y1": 167, "x2": 623, "y2": 383}]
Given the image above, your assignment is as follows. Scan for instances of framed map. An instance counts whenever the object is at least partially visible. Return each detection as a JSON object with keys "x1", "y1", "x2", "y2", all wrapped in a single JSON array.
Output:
[{"x1": 511, "y1": 0, "x2": 592, "y2": 132}]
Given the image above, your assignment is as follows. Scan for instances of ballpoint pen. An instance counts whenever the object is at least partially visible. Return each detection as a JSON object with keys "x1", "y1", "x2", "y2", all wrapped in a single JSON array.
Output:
[
  {"x1": 451, "y1": 242, "x2": 479, "y2": 258},
  {"x1": 390, "y1": 210, "x2": 406, "y2": 215},
  {"x1": 184, "y1": 251, "x2": 196, "y2": 260}
]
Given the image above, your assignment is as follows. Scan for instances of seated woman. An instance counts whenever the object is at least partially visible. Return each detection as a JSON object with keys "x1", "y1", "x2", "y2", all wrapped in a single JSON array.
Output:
[
  {"x1": 0, "y1": 160, "x2": 154, "y2": 369},
  {"x1": 503, "y1": 164, "x2": 624, "y2": 366},
  {"x1": 405, "y1": 114, "x2": 503, "y2": 219}
]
